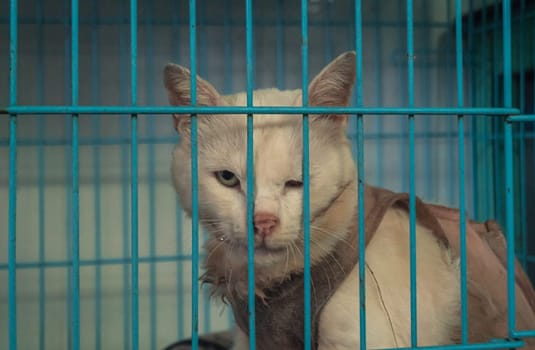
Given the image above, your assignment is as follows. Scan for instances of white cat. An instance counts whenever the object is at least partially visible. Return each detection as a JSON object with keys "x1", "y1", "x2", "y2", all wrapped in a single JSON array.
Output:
[{"x1": 163, "y1": 52, "x2": 526, "y2": 349}]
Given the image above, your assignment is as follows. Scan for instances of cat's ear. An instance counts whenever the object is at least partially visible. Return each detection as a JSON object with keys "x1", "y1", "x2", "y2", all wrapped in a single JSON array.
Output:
[
  {"x1": 163, "y1": 63, "x2": 224, "y2": 135},
  {"x1": 304, "y1": 51, "x2": 356, "y2": 125}
]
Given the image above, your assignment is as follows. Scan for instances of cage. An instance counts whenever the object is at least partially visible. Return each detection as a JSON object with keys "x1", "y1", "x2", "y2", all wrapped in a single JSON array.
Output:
[{"x1": 1, "y1": 0, "x2": 534, "y2": 349}]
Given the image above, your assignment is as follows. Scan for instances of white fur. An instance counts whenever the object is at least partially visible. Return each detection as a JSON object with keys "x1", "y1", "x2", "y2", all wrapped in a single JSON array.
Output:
[
  {"x1": 164, "y1": 51, "x2": 461, "y2": 350},
  {"x1": 317, "y1": 209, "x2": 460, "y2": 350}
]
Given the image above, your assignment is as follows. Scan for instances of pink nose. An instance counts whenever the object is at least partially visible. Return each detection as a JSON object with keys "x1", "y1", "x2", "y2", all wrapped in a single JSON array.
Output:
[{"x1": 254, "y1": 212, "x2": 279, "y2": 236}]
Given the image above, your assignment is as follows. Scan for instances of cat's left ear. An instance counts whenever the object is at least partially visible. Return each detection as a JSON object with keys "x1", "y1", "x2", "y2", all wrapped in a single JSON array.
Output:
[
  {"x1": 163, "y1": 63, "x2": 224, "y2": 135},
  {"x1": 300, "y1": 51, "x2": 356, "y2": 125}
]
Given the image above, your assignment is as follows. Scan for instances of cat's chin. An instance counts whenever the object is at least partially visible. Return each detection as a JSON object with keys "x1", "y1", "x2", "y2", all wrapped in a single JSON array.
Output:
[
  {"x1": 238, "y1": 243, "x2": 287, "y2": 264},
  {"x1": 217, "y1": 240, "x2": 289, "y2": 269}
]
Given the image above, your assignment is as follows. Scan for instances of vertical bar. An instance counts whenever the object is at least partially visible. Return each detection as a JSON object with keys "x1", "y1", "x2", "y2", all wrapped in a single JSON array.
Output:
[
  {"x1": 189, "y1": 0, "x2": 200, "y2": 348},
  {"x1": 422, "y1": 1, "x2": 432, "y2": 199},
  {"x1": 63, "y1": 0, "x2": 73, "y2": 345},
  {"x1": 504, "y1": 120, "x2": 515, "y2": 336},
  {"x1": 481, "y1": 0, "x2": 490, "y2": 219},
  {"x1": 455, "y1": 0, "x2": 468, "y2": 343},
  {"x1": 518, "y1": 0, "x2": 527, "y2": 269},
  {"x1": 245, "y1": 0, "x2": 256, "y2": 348},
  {"x1": 502, "y1": 0, "x2": 516, "y2": 337},
  {"x1": 276, "y1": 0, "x2": 285, "y2": 90},
  {"x1": 224, "y1": 0, "x2": 234, "y2": 94},
  {"x1": 374, "y1": 2, "x2": 383, "y2": 187},
  {"x1": 36, "y1": 0, "x2": 46, "y2": 348},
  {"x1": 91, "y1": 1, "x2": 102, "y2": 348},
  {"x1": 492, "y1": 0, "x2": 502, "y2": 223},
  {"x1": 323, "y1": 0, "x2": 332, "y2": 63},
  {"x1": 197, "y1": 1, "x2": 212, "y2": 333},
  {"x1": 119, "y1": 2, "x2": 131, "y2": 346},
  {"x1": 130, "y1": 0, "x2": 139, "y2": 347},
  {"x1": 171, "y1": 0, "x2": 185, "y2": 338},
  {"x1": 71, "y1": 0, "x2": 81, "y2": 347},
  {"x1": 144, "y1": 0, "x2": 158, "y2": 346},
  {"x1": 175, "y1": 206, "x2": 184, "y2": 340},
  {"x1": 398, "y1": 0, "x2": 407, "y2": 193},
  {"x1": 406, "y1": 0, "x2": 417, "y2": 346},
  {"x1": 447, "y1": 0, "x2": 455, "y2": 206},
  {"x1": 354, "y1": 1, "x2": 366, "y2": 350},
  {"x1": 8, "y1": 2, "x2": 18, "y2": 348},
  {"x1": 300, "y1": 0, "x2": 311, "y2": 349},
  {"x1": 468, "y1": 0, "x2": 479, "y2": 220}
]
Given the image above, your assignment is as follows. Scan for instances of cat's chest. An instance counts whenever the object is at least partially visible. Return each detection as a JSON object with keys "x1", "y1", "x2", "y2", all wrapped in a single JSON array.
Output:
[{"x1": 317, "y1": 209, "x2": 461, "y2": 349}]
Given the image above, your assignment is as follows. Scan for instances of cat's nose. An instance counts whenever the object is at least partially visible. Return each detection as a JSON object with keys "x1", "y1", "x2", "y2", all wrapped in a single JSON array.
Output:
[{"x1": 253, "y1": 212, "x2": 279, "y2": 236}]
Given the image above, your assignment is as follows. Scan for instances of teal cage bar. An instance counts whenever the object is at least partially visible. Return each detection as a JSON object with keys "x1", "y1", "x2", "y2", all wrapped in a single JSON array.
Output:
[{"x1": 1, "y1": 0, "x2": 534, "y2": 349}]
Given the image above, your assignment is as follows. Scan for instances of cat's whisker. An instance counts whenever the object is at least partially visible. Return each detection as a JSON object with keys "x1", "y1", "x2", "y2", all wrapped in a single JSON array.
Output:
[
  {"x1": 310, "y1": 225, "x2": 355, "y2": 250},
  {"x1": 307, "y1": 236, "x2": 346, "y2": 275},
  {"x1": 205, "y1": 239, "x2": 227, "y2": 262}
]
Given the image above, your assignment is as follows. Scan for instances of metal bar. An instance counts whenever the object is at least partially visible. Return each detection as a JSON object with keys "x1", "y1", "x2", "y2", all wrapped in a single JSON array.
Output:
[
  {"x1": 398, "y1": 0, "x2": 407, "y2": 193},
  {"x1": 481, "y1": 0, "x2": 491, "y2": 221},
  {"x1": 455, "y1": 0, "x2": 468, "y2": 343},
  {"x1": 406, "y1": 0, "x2": 417, "y2": 345},
  {"x1": 8, "y1": 0, "x2": 18, "y2": 340},
  {"x1": 508, "y1": 115, "x2": 535, "y2": 122},
  {"x1": 245, "y1": 0, "x2": 256, "y2": 347},
  {"x1": 513, "y1": 330, "x2": 535, "y2": 338},
  {"x1": 518, "y1": 0, "x2": 527, "y2": 269},
  {"x1": 502, "y1": 0, "x2": 515, "y2": 338},
  {"x1": 143, "y1": 0, "x2": 158, "y2": 346},
  {"x1": 223, "y1": 0, "x2": 233, "y2": 93},
  {"x1": 505, "y1": 120, "x2": 516, "y2": 338},
  {"x1": 130, "y1": 0, "x2": 139, "y2": 347},
  {"x1": 171, "y1": 0, "x2": 185, "y2": 339},
  {"x1": 119, "y1": 3, "x2": 131, "y2": 346},
  {"x1": 2, "y1": 106, "x2": 521, "y2": 115},
  {"x1": 353, "y1": 0, "x2": 366, "y2": 349},
  {"x1": 5, "y1": 130, "x2": 524, "y2": 148},
  {"x1": 176, "y1": 205, "x2": 185, "y2": 340},
  {"x1": 197, "y1": 1, "x2": 212, "y2": 333},
  {"x1": 385, "y1": 340, "x2": 526, "y2": 350},
  {"x1": 492, "y1": 0, "x2": 503, "y2": 225},
  {"x1": 64, "y1": 1, "x2": 73, "y2": 345},
  {"x1": 323, "y1": 0, "x2": 332, "y2": 62},
  {"x1": 446, "y1": 0, "x2": 455, "y2": 206},
  {"x1": 0, "y1": 254, "x2": 198, "y2": 270},
  {"x1": 300, "y1": 0, "x2": 311, "y2": 348},
  {"x1": 91, "y1": 0, "x2": 102, "y2": 347},
  {"x1": 276, "y1": 0, "x2": 285, "y2": 89},
  {"x1": 70, "y1": 0, "x2": 81, "y2": 347},
  {"x1": 374, "y1": 1, "x2": 383, "y2": 187},
  {"x1": 0, "y1": 16, "x2": 462, "y2": 28},
  {"x1": 422, "y1": 1, "x2": 432, "y2": 199},
  {"x1": 36, "y1": 0, "x2": 46, "y2": 348},
  {"x1": 189, "y1": 0, "x2": 200, "y2": 348}
]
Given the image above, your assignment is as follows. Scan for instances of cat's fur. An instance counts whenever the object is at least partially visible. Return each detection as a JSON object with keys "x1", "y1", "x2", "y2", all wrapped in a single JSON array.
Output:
[{"x1": 164, "y1": 52, "x2": 463, "y2": 349}]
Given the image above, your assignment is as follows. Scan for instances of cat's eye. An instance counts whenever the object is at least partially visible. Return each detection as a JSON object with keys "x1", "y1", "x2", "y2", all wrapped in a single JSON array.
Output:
[
  {"x1": 215, "y1": 170, "x2": 240, "y2": 187},
  {"x1": 285, "y1": 180, "x2": 303, "y2": 188}
]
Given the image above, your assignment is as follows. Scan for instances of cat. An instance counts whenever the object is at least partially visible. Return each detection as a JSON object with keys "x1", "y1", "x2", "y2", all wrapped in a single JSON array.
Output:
[{"x1": 163, "y1": 51, "x2": 535, "y2": 350}]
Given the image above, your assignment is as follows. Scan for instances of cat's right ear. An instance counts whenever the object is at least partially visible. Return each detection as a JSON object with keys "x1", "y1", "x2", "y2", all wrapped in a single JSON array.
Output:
[{"x1": 163, "y1": 63, "x2": 224, "y2": 135}]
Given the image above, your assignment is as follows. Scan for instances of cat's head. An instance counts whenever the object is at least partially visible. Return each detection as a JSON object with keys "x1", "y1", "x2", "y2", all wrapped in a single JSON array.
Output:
[{"x1": 164, "y1": 52, "x2": 357, "y2": 287}]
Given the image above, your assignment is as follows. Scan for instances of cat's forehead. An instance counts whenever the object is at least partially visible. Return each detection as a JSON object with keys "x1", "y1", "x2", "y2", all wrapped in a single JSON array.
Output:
[{"x1": 217, "y1": 87, "x2": 303, "y2": 130}]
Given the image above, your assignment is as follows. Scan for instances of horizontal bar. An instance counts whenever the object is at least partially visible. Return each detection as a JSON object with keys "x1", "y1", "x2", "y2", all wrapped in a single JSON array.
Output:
[
  {"x1": 512, "y1": 330, "x2": 535, "y2": 338},
  {"x1": 5, "y1": 129, "x2": 535, "y2": 150},
  {"x1": 0, "y1": 254, "x2": 196, "y2": 270},
  {"x1": 387, "y1": 340, "x2": 525, "y2": 350},
  {"x1": 507, "y1": 115, "x2": 535, "y2": 122},
  {"x1": 2, "y1": 106, "x2": 520, "y2": 115},
  {"x1": 0, "y1": 16, "x2": 456, "y2": 28},
  {"x1": 0, "y1": 130, "x2": 514, "y2": 148}
]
